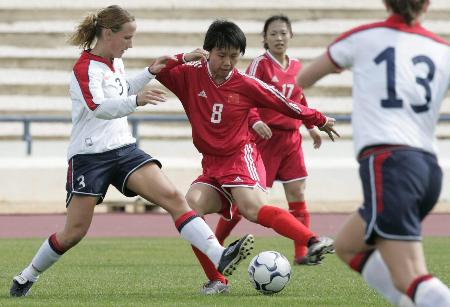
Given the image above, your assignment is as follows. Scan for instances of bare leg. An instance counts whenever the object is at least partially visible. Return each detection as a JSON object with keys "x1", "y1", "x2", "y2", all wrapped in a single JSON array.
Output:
[
  {"x1": 128, "y1": 164, "x2": 253, "y2": 277},
  {"x1": 335, "y1": 212, "x2": 414, "y2": 306},
  {"x1": 376, "y1": 239, "x2": 428, "y2": 293},
  {"x1": 11, "y1": 195, "x2": 97, "y2": 297},
  {"x1": 334, "y1": 212, "x2": 371, "y2": 263},
  {"x1": 126, "y1": 163, "x2": 191, "y2": 220},
  {"x1": 56, "y1": 195, "x2": 98, "y2": 250},
  {"x1": 283, "y1": 179, "x2": 306, "y2": 203}
]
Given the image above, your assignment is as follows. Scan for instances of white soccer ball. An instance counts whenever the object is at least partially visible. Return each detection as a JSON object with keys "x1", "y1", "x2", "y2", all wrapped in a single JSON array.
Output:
[{"x1": 248, "y1": 251, "x2": 291, "y2": 294}]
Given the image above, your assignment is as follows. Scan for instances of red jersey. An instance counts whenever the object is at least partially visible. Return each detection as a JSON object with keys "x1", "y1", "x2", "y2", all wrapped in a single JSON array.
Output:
[
  {"x1": 156, "y1": 54, "x2": 326, "y2": 156},
  {"x1": 246, "y1": 51, "x2": 313, "y2": 130}
]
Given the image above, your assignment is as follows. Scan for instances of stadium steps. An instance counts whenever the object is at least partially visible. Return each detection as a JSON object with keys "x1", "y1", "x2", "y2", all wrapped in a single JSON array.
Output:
[
  {"x1": 0, "y1": 46, "x2": 324, "y2": 70},
  {"x1": 0, "y1": 67, "x2": 356, "y2": 97},
  {"x1": 0, "y1": 0, "x2": 448, "y2": 21},
  {"x1": 0, "y1": 19, "x2": 449, "y2": 48},
  {"x1": 0, "y1": 0, "x2": 449, "y2": 212}
]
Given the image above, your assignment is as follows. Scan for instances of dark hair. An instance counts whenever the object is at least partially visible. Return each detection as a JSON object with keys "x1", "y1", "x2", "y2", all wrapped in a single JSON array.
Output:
[
  {"x1": 262, "y1": 15, "x2": 293, "y2": 50},
  {"x1": 69, "y1": 5, "x2": 135, "y2": 49},
  {"x1": 384, "y1": 0, "x2": 428, "y2": 25},
  {"x1": 203, "y1": 20, "x2": 246, "y2": 55}
]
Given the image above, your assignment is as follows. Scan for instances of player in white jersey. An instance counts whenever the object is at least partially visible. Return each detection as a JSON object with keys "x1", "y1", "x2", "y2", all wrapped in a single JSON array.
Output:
[
  {"x1": 298, "y1": 0, "x2": 450, "y2": 306},
  {"x1": 10, "y1": 5, "x2": 254, "y2": 297}
]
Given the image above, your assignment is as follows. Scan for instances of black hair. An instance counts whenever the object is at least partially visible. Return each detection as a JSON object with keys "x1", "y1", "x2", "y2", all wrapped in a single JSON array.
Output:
[
  {"x1": 203, "y1": 20, "x2": 246, "y2": 55},
  {"x1": 262, "y1": 15, "x2": 293, "y2": 50},
  {"x1": 384, "y1": 0, "x2": 427, "y2": 25}
]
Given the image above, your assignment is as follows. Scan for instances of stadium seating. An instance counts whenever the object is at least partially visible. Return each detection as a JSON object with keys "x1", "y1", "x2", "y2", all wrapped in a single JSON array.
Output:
[{"x1": 0, "y1": 0, "x2": 449, "y2": 213}]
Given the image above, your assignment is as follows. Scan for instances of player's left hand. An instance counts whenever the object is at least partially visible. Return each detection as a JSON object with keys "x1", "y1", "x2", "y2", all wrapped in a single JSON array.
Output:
[
  {"x1": 319, "y1": 117, "x2": 340, "y2": 142},
  {"x1": 253, "y1": 121, "x2": 272, "y2": 140},
  {"x1": 148, "y1": 55, "x2": 177, "y2": 74},
  {"x1": 308, "y1": 128, "x2": 322, "y2": 149}
]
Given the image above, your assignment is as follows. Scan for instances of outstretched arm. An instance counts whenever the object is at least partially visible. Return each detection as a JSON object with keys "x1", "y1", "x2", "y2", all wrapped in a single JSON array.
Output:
[
  {"x1": 245, "y1": 76, "x2": 339, "y2": 141},
  {"x1": 296, "y1": 53, "x2": 340, "y2": 89}
]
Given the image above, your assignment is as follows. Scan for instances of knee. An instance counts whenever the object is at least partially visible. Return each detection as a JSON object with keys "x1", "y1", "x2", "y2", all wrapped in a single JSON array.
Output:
[
  {"x1": 185, "y1": 194, "x2": 206, "y2": 216},
  {"x1": 287, "y1": 190, "x2": 305, "y2": 201},
  {"x1": 59, "y1": 226, "x2": 88, "y2": 249},
  {"x1": 161, "y1": 188, "x2": 185, "y2": 205},
  {"x1": 334, "y1": 236, "x2": 353, "y2": 264},
  {"x1": 238, "y1": 204, "x2": 260, "y2": 222}
]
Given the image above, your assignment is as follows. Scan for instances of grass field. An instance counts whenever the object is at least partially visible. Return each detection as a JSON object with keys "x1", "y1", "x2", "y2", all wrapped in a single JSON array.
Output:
[{"x1": 0, "y1": 237, "x2": 448, "y2": 307}]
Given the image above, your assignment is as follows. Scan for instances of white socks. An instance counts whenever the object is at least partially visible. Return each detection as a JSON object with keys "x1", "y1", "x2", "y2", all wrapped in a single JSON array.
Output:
[
  {"x1": 360, "y1": 251, "x2": 450, "y2": 307},
  {"x1": 413, "y1": 277, "x2": 450, "y2": 307},
  {"x1": 361, "y1": 250, "x2": 414, "y2": 306},
  {"x1": 21, "y1": 239, "x2": 62, "y2": 282},
  {"x1": 178, "y1": 215, "x2": 225, "y2": 267}
]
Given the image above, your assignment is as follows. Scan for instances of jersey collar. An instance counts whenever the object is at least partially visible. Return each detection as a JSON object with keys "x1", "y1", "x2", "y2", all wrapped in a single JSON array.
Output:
[
  {"x1": 83, "y1": 50, "x2": 115, "y2": 72},
  {"x1": 385, "y1": 14, "x2": 422, "y2": 29},
  {"x1": 206, "y1": 60, "x2": 234, "y2": 87},
  {"x1": 265, "y1": 50, "x2": 291, "y2": 71}
]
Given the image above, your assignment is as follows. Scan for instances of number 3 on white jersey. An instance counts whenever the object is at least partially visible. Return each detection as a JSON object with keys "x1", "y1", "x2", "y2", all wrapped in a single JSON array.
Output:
[{"x1": 211, "y1": 103, "x2": 223, "y2": 123}]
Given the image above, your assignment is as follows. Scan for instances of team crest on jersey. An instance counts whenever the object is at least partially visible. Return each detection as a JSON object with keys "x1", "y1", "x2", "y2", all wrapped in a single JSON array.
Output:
[
  {"x1": 271, "y1": 75, "x2": 279, "y2": 83},
  {"x1": 228, "y1": 93, "x2": 239, "y2": 105},
  {"x1": 198, "y1": 90, "x2": 207, "y2": 98}
]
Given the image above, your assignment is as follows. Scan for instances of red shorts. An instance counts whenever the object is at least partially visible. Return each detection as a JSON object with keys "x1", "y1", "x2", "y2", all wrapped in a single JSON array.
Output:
[
  {"x1": 255, "y1": 129, "x2": 307, "y2": 188},
  {"x1": 192, "y1": 143, "x2": 267, "y2": 220}
]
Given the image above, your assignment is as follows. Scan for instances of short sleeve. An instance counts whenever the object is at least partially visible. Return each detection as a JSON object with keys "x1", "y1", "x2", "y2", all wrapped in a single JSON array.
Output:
[{"x1": 328, "y1": 36, "x2": 354, "y2": 70}]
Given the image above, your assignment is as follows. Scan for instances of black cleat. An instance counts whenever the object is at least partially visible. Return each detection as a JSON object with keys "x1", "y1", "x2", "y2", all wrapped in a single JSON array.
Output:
[
  {"x1": 10, "y1": 274, "x2": 34, "y2": 297},
  {"x1": 218, "y1": 234, "x2": 254, "y2": 276},
  {"x1": 306, "y1": 236, "x2": 334, "y2": 264}
]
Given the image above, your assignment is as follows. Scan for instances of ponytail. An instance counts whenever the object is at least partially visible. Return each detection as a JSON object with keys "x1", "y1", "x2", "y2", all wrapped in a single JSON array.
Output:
[
  {"x1": 68, "y1": 5, "x2": 135, "y2": 49},
  {"x1": 384, "y1": 0, "x2": 428, "y2": 25}
]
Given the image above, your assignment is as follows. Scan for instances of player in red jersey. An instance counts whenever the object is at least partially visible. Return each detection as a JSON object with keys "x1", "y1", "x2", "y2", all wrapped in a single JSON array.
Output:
[
  {"x1": 156, "y1": 20, "x2": 338, "y2": 294},
  {"x1": 214, "y1": 15, "x2": 324, "y2": 266}
]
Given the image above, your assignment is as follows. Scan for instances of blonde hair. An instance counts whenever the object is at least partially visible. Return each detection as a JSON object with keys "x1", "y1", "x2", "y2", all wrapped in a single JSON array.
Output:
[{"x1": 68, "y1": 5, "x2": 135, "y2": 49}]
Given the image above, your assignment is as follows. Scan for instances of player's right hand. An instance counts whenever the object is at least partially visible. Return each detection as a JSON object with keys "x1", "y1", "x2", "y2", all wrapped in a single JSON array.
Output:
[
  {"x1": 136, "y1": 89, "x2": 167, "y2": 106},
  {"x1": 253, "y1": 121, "x2": 272, "y2": 140},
  {"x1": 148, "y1": 55, "x2": 177, "y2": 75},
  {"x1": 184, "y1": 48, "x2": 209, "y2": 62},
  {"x1": 319, "y1": 117, "x2": 340, "y2": 142}
]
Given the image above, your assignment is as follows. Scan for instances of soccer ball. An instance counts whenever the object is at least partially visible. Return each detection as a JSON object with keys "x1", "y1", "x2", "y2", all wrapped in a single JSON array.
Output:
[{"x1": 248, "y1": 251, "x2": 291, "y2": 294}]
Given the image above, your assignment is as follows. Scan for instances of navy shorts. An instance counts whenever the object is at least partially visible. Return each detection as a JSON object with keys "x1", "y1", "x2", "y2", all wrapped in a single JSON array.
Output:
[
  {"x1": 66, "y1": 144, "x2": 161, "y2": 206},
  {"x1": 357, "y1": 145, "x2": 442, "y2": 244}
]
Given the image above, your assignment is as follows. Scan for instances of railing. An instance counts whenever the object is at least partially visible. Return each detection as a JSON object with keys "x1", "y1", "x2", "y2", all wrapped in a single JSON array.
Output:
[
  {"x1": 1, "y1": 114, "x2": 449, "y2": 155},
  {"x1": 0, "y1": 114, "x2": 189, "y2": 155}
]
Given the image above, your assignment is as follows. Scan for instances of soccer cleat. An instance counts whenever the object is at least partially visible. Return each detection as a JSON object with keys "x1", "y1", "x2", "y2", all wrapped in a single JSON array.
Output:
[
  {"x1": 200, "y1": 280, "x2": 230, "y2": 295},
  {"x1": 293, "y1": 255, "x2": 323, "y2": 266},
  {"x1": 10, "y1": 274, "x2": 34, "y2": 297},
  {"x1": 217, "y1": 234, "x2": 254, "y2": 276},
  {"x1": 306, "y1": 236, "x2": 334, "y2": 264}
]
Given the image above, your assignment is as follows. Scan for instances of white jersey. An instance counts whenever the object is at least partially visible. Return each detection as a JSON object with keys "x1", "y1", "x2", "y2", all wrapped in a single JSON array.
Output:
[
  {"x1": 68, "y1": 51, "x2": 154, "y2": 160},
  {"x1": 328, "y1": 14, "x2": 450, "y2": 156}
]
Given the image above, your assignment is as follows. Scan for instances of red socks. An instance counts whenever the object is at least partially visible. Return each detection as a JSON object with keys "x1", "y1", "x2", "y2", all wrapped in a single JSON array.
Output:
[
  {"x1": 289, "y1": 202, "x2": 310, "y2": 258},
  {"x1": 257, "y1": 205, "x2": 314, "y2": 247},
  {"x1": 192, "y1": 246, "x2": 227, "y2": 284},
  {"x1": 215, "y1": 205, "x2": 242, "y2": 245}
]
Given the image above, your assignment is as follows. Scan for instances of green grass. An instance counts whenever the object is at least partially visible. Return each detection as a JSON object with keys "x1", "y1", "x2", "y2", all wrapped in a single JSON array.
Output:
[{"x1": 0, "y1": 237, "x2": 448, "y2": 307}]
